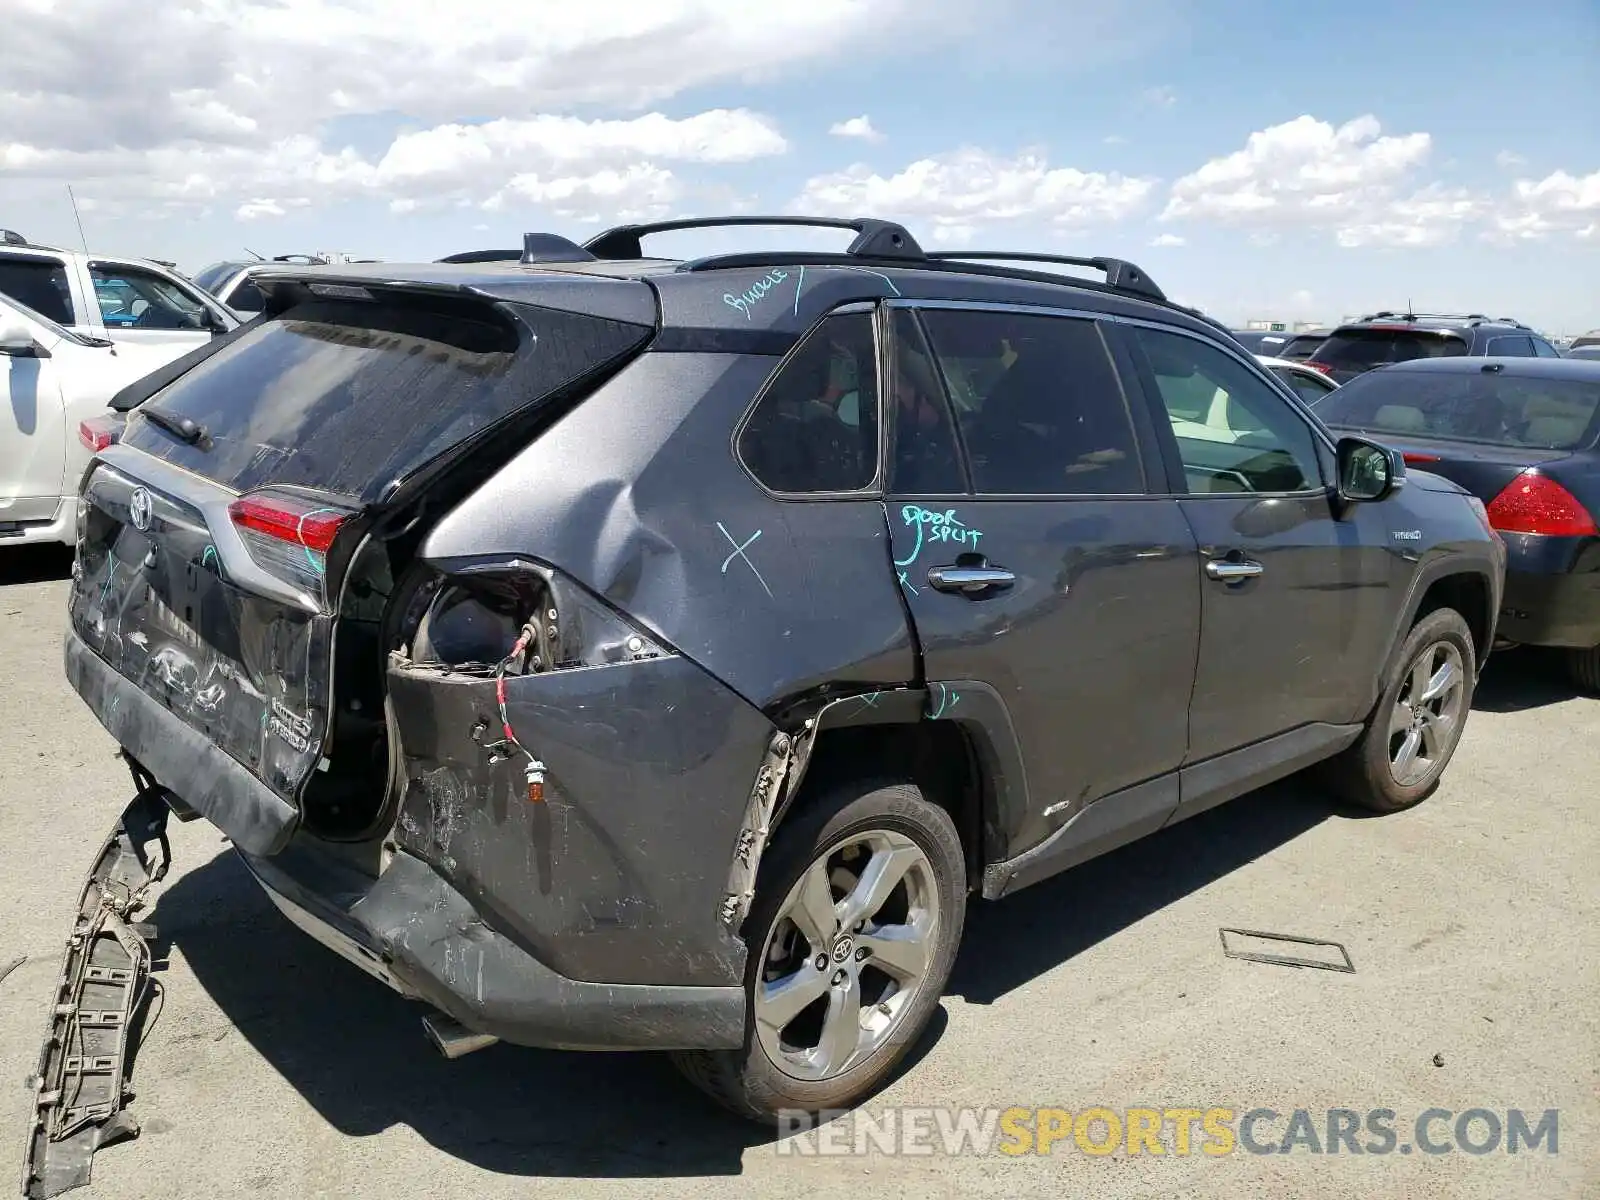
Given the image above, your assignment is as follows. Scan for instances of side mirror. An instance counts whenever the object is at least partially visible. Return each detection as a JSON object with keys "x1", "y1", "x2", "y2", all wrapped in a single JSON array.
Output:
[
  {"x1": 1336, "y1": 435, "x2": 1403, "y2": 504},
  {"x1": 0, "y1": 320, "x2": 47, "y2": 358}
]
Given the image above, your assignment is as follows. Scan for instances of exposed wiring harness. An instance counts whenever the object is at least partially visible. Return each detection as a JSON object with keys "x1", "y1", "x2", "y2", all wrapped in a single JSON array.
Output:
[{"x1": 488, "y1": 621, "x2": 547, "y2": 802}]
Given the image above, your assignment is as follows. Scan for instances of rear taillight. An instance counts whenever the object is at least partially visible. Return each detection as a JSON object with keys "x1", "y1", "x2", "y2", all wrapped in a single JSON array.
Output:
[
  {"x1": 78, "y1": 414, "x2": 124, "y2": 452},
  {"x1": 1401, "y1": 451, "x2": 1439, "y2": 465},
  {"x1": 227, "y1": 489, "x2": 357, "y2": 603},
  {"x1": 1304, "y1": 360, "x2": 1335, "y2": 376},
  {"x1": 1485, "y1": 471, "x2": 1598, "y2": 537}
]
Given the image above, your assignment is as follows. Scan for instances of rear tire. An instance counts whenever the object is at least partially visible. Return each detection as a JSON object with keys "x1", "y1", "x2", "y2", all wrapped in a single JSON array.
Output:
[
  {"x1": 1329, "y1": 608, "x2": 1476, "y2": 812},
  {"x1": 1567, "y1": 644, "x2": 1600, "y2": 694},
  {"x1": 672, "y1": 779, "x2": 965, "y2": 1124}
]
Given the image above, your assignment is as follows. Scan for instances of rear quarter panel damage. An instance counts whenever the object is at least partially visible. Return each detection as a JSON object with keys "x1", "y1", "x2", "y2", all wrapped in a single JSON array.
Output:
[{"x1": 386, "y1": 651, "x2": 776, "y2": 988}]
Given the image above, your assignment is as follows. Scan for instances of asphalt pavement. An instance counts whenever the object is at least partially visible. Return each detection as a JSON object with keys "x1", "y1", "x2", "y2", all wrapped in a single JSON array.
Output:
[{"x1": 1, "y1": 544, "x2": 1595, "y2": 1199}]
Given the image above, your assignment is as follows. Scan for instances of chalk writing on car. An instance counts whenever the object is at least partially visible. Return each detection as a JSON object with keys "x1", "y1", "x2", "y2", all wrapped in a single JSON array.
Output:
[{"x1": 723, "y1": 270, "x2": 790, "y2": 321}]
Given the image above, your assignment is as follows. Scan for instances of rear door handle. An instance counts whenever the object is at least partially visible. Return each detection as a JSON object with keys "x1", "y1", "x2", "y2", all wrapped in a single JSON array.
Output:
[
  {"x1": 927, "y1": 564, "x2": 1015, "y2": 595},
  {"x1": 1205, "y1": 558, "x2": 1264, "y2": 582}
]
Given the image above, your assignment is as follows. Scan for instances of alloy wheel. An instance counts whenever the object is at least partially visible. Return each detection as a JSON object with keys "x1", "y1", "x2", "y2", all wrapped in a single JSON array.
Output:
[
  {"x1": 1387, "y1": 640, "x2": 1467, "y2": 788},
  {"x1": 753, "y1": 829, "x2": 941, "y2": 1082}
]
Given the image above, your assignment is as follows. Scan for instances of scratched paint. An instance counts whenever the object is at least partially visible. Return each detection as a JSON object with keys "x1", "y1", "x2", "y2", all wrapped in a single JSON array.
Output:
[
  {"x1": 722, "y1": 270, "x2": 790, "y2": 321},
  {"x1": 928, "y1": 682, "x2": 962, "y2": 719}
]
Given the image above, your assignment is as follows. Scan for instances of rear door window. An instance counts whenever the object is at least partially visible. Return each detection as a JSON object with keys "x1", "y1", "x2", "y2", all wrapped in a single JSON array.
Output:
[
  {"x1": 0, "y1": 258, "x2": 73, "y2": 325},
  {"x1": 1316, "y1": 371, "x2": 1600, "y2": 450},
  {"x1": 124, "y1": 297, "x2": 652, "y2": 503},
  {"x1": 737, "y1": 310, "x2": 880, "y2": 493},
  {"x1": 1314, "y1": 329, "x2": 1468, "y2": 371},
  {"x1": 918, "y1": 308, "x2": 1145, "y2": 495}
]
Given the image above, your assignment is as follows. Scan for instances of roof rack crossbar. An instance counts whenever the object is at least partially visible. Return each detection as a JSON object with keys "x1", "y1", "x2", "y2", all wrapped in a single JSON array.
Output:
[
  {"x1": 584, "y1": 215, "x2": 925, "y2": 262},
  {"x1": 923, "y1": 251, "x2": 1165, "y2": 302}
]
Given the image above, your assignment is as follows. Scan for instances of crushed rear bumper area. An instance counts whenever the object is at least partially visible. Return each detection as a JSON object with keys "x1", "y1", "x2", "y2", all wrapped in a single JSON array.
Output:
[{"x1": 237, "y1": 840, "x2": 747, "y2": 1052}]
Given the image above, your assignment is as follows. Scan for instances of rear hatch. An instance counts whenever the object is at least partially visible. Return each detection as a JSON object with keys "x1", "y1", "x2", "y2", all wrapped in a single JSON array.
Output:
[
  {"x1": 1307, "y1": 326, "x2": 1468, "y2": 384},
  {"x1": 68, "y1": 276, "x2": 655, "y2": 854}
]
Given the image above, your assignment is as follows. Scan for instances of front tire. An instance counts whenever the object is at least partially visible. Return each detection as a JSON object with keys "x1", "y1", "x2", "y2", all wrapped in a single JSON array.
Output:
[
  {"x1": 1330, "y1": 607, "x2": 1476, "y2": 812},
  {"x1": 673, "y1": 780, "x2": 965, "y2": 1123}
]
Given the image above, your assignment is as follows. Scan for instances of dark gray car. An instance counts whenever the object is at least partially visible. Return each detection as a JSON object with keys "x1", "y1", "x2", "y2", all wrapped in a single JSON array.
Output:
[{"x1": 51, "y1": 217, "x2": 1504, "y2": 1134}]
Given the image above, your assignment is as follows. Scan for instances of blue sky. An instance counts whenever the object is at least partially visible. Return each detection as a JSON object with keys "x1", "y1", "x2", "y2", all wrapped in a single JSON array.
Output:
[{"x1": 5, "y1": 0, "x2": 1596, "y2": 333}]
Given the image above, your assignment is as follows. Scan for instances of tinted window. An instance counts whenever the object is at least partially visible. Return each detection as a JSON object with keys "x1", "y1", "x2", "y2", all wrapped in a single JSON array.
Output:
[
  {"x1": 918, "y1": 310, "x2": 1143, "y2": 495},
  {"x1": 1315, "y1": 329, "x2": 1469, "y2": 370},
  {"x1": 126, "y1": 299, "x2": 651, "y2": 502},
  {"x1": 1532, "y1": 339, "x2": 1560, "y2": 359},
  {"x1": 1486, "y1": 335, "x2": 1534, "y2": 357},
  {"x1": 1279, "y1": 333, "x2": 1328, "y2": 362},
  {"x1": 888, "y1": 309, "x2": 966, "y2": 494},
  {"x1": 226, "y1": 279, "x2": 266, "y2": 314},
  {"x1": 90, "y1": 264, "x2": 210, "y2": 330},
  {"x1": 1272, "y1": 366, "x2": 1337, "y2": 405},
  {"x1": 191, "y1": 262, "x2": 241, "y2": 293},
  {"x1": 1134, "y1": 327, "x2": 1324, "y2": 494},
  {"x1": 739, "y1": 311, "x2": 880, "y2": 493},
  {"x1": 0, "y1": 258, "x2": 73, "y2": 325},
  {"x1": 1316, "y1": 370, "x2": 1600, "y2": 451}
]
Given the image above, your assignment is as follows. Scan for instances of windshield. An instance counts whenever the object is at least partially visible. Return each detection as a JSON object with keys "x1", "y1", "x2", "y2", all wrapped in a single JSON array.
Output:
[
  {"x1": 1317, "y1": 369, "x2": 1600, "y2": 451},
  {"x1": 1313, "y1": 328, "x2": 1468, "y2": 371}
]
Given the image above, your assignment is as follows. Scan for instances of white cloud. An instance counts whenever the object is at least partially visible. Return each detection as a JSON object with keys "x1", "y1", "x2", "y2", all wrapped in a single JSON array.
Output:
[
  {"x1": 1149, "y1": 233, "x2": 1185, "y2": 246},
  {"x1": 0, "y1": 0, "x2": 925, "y2": 220},
  {"x1": 829, "y1": 116, "x2": 883, "y2": 142},
  {"x1": 1489, "y1": 169, "x2": 1600, "y2": 242},
  {"x1": 1495, "y1": 150, "x2": 1527, "y2": 169},
  {"x1": 1103, "y1": 134, "x2": 1127, "y2": 145},
  {"x1": 1141, "y1": 86, "x2": 1177, "y2": 109},
  {"x1": 792, "y1": 148, "x2": 1156, "y2": 242},
  {"x1": 236, "y1": 197, "x2": 311, "y2": 221},
  {"x1": 1160, "y1": 114, "x2": 1487, "y2": 247}
]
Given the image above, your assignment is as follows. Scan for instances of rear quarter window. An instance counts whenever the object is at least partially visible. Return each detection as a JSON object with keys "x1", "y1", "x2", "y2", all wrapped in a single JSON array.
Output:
[{"x1": 125, "y1": 297, "x2": 651, "y2": 502}]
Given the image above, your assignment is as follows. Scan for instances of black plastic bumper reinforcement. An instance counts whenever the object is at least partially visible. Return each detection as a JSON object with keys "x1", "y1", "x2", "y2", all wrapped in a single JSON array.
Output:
[{"x1": 21, "y1": 777, "x2": 172, "y2": 1199}]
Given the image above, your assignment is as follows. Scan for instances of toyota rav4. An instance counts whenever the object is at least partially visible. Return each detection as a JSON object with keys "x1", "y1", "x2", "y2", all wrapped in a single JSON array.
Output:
[{"x1": 52, "y1": 216, "x2": 1505, "y2": 1133}]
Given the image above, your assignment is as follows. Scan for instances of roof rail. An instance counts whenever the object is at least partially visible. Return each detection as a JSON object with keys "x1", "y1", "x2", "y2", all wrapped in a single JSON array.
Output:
[
  {"x1": 584, "y1": 215, "x2": 925, "y2": 262},
  {"x1": 924, "y1": 251, "x2": 1165, "y2": 302}
]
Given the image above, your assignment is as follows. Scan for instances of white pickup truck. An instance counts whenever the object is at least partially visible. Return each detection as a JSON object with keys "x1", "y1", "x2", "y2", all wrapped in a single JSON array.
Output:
[{"x1": 0, "y1": 235, "x2": 239, "y2": 351}]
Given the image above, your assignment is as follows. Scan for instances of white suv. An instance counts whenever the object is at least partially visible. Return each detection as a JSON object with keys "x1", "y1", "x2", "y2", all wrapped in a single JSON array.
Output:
[{"x1": 0, "y1": 238, "x2": 238, "y2": 351}]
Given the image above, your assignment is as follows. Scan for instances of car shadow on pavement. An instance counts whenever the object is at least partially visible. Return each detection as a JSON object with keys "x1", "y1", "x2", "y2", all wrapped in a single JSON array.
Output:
[
  {"x1": 0, "y1": 545, "x2": 73, "y2": 586},
  {"x1": 144, "y1": 848, "x2": 942, "y2": 1177},
  {"x1": 949, "y1": 777, "x2": 1333, "y2": 1006},
  {"x1": 1471, "y1": 648, "x2": 1584, "y2": 712}
]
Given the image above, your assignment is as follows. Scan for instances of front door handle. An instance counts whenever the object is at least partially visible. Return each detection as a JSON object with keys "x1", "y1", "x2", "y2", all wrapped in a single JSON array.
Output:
[
  {"x1": 1205, "y1": 558, "x2": 1264, "y2": 582},
  {"x1": 927, "y1": 564, "x2": 1015, "y2": 595}
]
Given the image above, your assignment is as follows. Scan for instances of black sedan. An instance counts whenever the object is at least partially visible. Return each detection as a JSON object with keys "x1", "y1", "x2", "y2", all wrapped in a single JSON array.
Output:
[{"x1": 1315, "y1": 356, "x2": 1600, "y2": 689}]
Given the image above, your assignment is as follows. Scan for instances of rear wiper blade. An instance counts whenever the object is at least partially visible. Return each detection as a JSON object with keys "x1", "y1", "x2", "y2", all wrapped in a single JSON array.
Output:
[{"x1": 141, "y1": 408, "x2": 206, "y2": 446}]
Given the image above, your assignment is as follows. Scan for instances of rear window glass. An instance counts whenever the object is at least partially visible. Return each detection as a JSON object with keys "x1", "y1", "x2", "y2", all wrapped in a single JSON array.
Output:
[
  {"x1": 1279, "y1": 334, "x2": 1327, "y2": 361},
  {"x1": 1315, "y1": 329, "x2": 1468, "y2": 370},
  {"x1": 1317, "y1": 371, "x2": 1600, "y2": 451},
  {"x1": 0, "y1": 258, "x2": 73, "y2": 325},
  {"x1": 124, "y1": 298, "x2": 649, "y2": 502}
]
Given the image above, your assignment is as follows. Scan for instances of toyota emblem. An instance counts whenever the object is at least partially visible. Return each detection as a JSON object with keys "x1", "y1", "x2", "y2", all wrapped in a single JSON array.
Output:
[{"x1": 128, "y1": 487, "x2": 153, "y2": 532}]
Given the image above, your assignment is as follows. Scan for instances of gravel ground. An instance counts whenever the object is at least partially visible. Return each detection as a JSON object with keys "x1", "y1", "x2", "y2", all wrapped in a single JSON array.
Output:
[{"x1": 1, "y1": 544, "x2": 1595, "y2": 1199}]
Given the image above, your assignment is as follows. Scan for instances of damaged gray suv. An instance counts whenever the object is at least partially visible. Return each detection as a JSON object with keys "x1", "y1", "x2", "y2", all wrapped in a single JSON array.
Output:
[{"x1": 56, "y1": 217, "x2": 1505, "y2": 1128}]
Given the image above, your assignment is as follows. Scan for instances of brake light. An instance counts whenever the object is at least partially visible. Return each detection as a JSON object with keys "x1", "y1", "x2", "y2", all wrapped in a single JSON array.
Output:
[
  {"x1": 1401, "y1": 452, "x2": 1439, "y2": 465},
  {"x1": 78, "y1": 414, "x2": 123, "y2": 452},
  {"x1": 227, "y1": 489, "x2": 356, "y2": 602},
  {"x1": 1305, "y1": 360, "x2": 1336, "y2": 375},
  {"x1": 1485, "y1": 472, "x2": 1598, "y2": 537}
]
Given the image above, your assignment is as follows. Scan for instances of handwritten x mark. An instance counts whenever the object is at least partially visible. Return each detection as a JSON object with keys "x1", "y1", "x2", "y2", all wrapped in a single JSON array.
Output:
[{"x1": 718, "y1": 522, "x2": 774, "y2": 598}]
